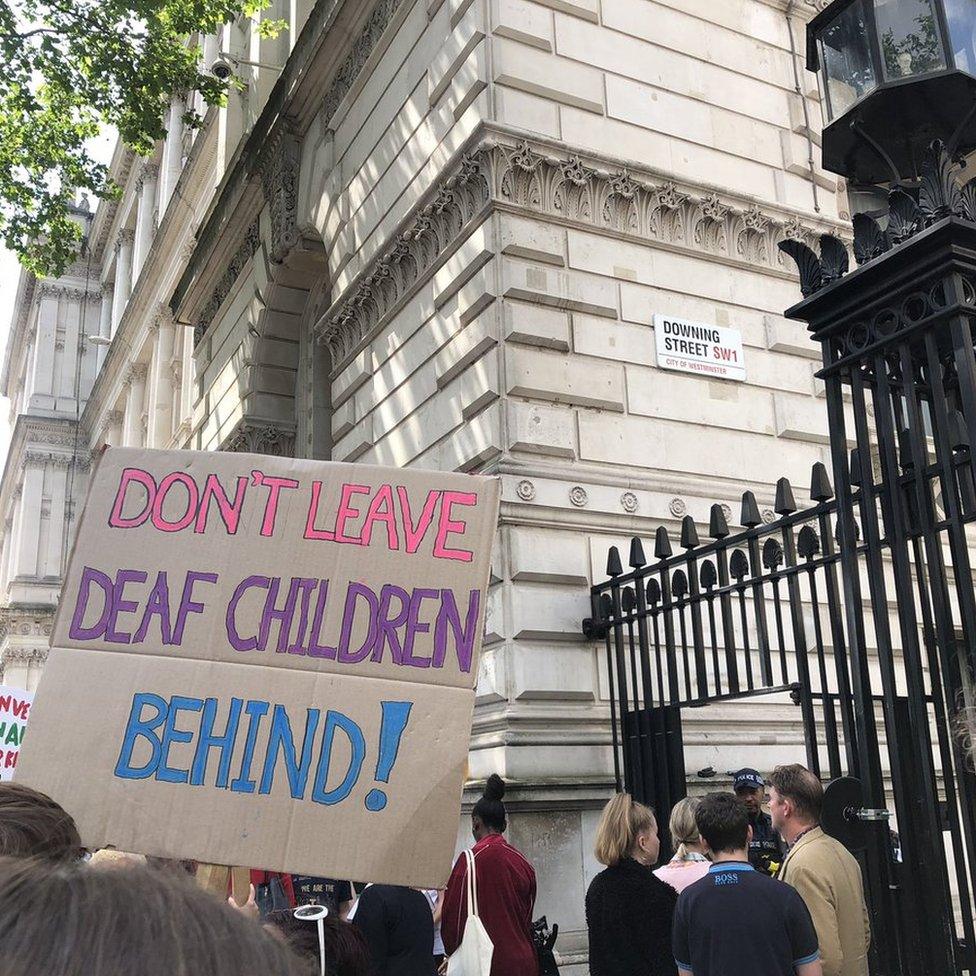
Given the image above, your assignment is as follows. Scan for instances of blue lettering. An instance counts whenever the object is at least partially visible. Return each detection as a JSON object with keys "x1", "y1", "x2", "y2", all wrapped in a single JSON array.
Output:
[
  {"x1": 311, "y1": 710, "x2": 365, "y2": 805},
  {"x1": 190, "y1": 697, "x2": 243, "y2": 787},
  {"x1": 114, "y1": 693, "x2": 167, "y2": 780},
  {"x1": 230, "y1": 700, "x2": 269, "y2": 793},
  {"x1": 259, "y1": 705, "x2": 321, "y2": 797},
  {"x1": 157, "y1": 696, "x2": 203, "y2": 784}
]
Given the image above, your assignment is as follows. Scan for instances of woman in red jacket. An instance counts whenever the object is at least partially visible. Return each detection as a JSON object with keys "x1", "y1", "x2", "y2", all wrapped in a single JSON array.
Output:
[{"x1": 442, "y1": 775, "x2": 539, "y2": 976}]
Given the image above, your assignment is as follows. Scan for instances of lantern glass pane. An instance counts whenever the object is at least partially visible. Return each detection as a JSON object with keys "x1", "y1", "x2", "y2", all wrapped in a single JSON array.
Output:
[
  {"x1": 944, "y1": 0, "x2": 976, "y2": 74},
  {"x1": 819, "y1": 0, "x2": 878, "y2": 118},
  {"x1": 874, "y1": 0, "x2": 947, "y2": 79}
]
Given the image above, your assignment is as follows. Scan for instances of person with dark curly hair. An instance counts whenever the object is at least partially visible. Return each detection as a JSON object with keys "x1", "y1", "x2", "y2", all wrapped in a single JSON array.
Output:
[
  {"x1": 442, "y1": 774, "x2": 539, "y2": 976},
  {"x1": 0, "y1": 782, "x2": 82, "y2": 862}
]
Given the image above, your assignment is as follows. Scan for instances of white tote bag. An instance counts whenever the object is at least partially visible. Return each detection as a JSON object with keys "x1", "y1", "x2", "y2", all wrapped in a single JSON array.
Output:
[{"x1": 446, "y1": 848, "x2": 494, "y2": 976}]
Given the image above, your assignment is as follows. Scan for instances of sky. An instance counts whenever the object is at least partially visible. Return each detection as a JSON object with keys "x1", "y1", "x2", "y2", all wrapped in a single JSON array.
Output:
[{"x1": 0, "y1": 130, "x2": 118, "y2": 463}]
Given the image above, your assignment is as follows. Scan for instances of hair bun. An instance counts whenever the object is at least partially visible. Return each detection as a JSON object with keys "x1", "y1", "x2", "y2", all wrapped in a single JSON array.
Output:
[{"x1": 484, "y1": 774, "x2": 506, "y2": 802}]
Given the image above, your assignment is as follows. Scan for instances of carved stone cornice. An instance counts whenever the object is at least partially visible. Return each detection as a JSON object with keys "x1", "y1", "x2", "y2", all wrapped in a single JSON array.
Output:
[
  {"x1": 222, "y1": 422, "x2": 296, "y2": 458},
  {"x1": 315, "y1": 153, "x2": 490, "y2": 364},
  {"x1": 36, "y1": 283, "x2": 98, "y2": 302},
  {"x1": 193, "y1": 221, "x2": 261, "y2": 347},
  {"x1": 314, "y1": 137, "x2": 845, "y2": 368},
  {"x1": 258, "y1": 130, "x2": 300, "y2": 264},
  {"x1": 322, "y1": 0, "x2": 406, "y2": 125}
]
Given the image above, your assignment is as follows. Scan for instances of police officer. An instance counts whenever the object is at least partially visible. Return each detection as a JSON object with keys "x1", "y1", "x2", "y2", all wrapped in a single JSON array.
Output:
[{"x1": 732, "y1": 768, "x2": 785, "y2": 875}]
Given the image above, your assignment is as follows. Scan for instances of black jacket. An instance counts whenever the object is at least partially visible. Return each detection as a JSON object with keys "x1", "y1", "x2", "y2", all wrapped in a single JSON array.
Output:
[
  {"x1": 353, "y1": 885, "x2": 435, "y2": 976},
  {"x1": 585, "y1": 858, "x2": 678, "y2": 976},
  {"x1": 748, "y1": 811, "x2": 786, "y2": 874}
]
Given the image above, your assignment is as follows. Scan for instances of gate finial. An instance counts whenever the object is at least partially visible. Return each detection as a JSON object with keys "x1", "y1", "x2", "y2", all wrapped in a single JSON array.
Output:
[
  {"x1": 708, "y1": 503, "x2": 730, "y2": 539},
  {"x1": 810, "y1": 462, "x2": 834, "y2": 502},
  {"x1": 680, "y1": 515, "x2": 700, "y2": 549},
  {"x1": 774, "y1": 477, "x2": 797, "y2": 515},
  {"x1": 629, "y1": 537, "x2": 646, "y2": 569},
  {"x1": 654, "y1": 526, "x2": 673, "y2": 560},
  {"x1": 740, "y1": 491, "x2": 762, "y2": 527},
  {"x1": 606, "y1": 546, "x2": 623, "y2": 577}
]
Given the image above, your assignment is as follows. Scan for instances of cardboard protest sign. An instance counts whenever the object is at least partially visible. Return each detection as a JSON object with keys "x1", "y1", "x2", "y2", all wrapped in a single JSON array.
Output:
[
  {"x1": 17, "y1": 449, "x2": 499, "y2": 887},
  {"x1": 0, "y1": 685, "x2": 32, "y2": 781}
]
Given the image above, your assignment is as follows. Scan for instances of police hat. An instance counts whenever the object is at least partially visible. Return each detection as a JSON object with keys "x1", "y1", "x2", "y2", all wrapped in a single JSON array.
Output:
[{"x1": 732, "y1": 768, "x2": 765, "y2": 791}]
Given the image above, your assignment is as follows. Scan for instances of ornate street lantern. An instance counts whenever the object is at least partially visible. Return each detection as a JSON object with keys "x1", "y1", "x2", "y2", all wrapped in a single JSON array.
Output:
[{"x1": 808, "y1": 0, "x2": 976, "y2": 182}]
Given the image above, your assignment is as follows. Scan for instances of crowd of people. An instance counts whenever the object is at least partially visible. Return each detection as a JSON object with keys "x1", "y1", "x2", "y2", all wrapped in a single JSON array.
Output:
[
  {"x1": 585, "y1": 765, "x2": 871, "y2": 976},
  {"x1": 0, "y1": 763, "x2": 869, "y2": 976}
]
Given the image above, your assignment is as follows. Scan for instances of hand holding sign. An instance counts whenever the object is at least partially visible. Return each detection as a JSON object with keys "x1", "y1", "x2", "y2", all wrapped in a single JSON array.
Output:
[{"x1": 16, "y1": 449, "x2": 499, "y2": 888}]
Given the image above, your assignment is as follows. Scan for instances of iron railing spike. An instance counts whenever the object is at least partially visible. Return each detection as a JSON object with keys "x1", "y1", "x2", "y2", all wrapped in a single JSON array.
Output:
[
  {"x1": 629, "y1": 537, "x2": 646, "y2": 569},
  {"x1": 680, "y1": 515, "x2": 700, "y2": 549},
  {"x1": 810, "y1": 461, "x2": 834, "y2": 501},
  {"x1": 606, "y1": 545, "x2": 623, "y2": 577},
  {"x1": 740, "y1": 490, "x2": 762, "y2": 527},
  {"x1": 774, "y1": 477, "x2": 797, "y2": 515},
  {"x1": 654, "y1": 526, "x2": 673, "y2": 560},
  {"x1": 849, "y1": 448, "x2": 862, "y2": 488},
  {"x1": 708, "y1": 503, "x2": 730, "y2": 539},
  {"x1": 950, "y1": 410, "x2": 971, "y2": 451}
]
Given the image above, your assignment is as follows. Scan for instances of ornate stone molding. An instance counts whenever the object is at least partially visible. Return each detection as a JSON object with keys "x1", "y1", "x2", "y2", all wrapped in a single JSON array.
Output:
[
  {"x1": 125, "y1": 362, "x2": 148, "y2": 386},
  {"x1": 259, "y1": 131, "x2": 301, "y2": 264},
  {"x1": 193, "y1": 221, "x2": 261, "y2": 347},
  {"x1": 21, "y1": 450, "x2": 80, "y2": 470},
  {"x1": 316, "y1": 153, "x2": 490, "y2": 363},
  {"x1": 222, "y1": 422, "x2": 296, "y2": 457},
  {"x1": 316, "y1": 137, "x2": 843, "y2": 367},
  {"x1": 136, "y1": 162, "x2": 159, "y2": 192},
  {"x1": 322, "y1": 0, "x2": 406, "y2": 125},
  {"x1": 115, "y1": 228, "x2": 135, "y2": 251},
  {"x1": 36, "y1": 283, "x2": 101, "y2": 302}
]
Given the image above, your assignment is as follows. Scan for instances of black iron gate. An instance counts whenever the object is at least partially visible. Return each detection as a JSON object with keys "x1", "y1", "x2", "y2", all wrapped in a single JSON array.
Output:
[{"x1": 584, "y1": 151, "x2": 976, "y2": 976}]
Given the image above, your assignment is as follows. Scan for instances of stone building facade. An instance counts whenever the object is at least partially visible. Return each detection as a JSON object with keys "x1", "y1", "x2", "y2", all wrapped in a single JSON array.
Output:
[{"x1": 1, "y1": 0, "x2": 847, "y2": 969}]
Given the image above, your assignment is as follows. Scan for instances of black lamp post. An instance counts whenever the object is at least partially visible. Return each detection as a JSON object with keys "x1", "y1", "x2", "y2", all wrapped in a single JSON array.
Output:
[
  {"x1": 772, "y1": 4, "x2": 976, "y2": 975},
  {"x1": 808, "y1": 0, "x2": 976, "y2": 182}
]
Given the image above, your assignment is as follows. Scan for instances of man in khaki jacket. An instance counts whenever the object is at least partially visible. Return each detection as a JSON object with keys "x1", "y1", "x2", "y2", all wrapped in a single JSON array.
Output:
[{"x1": 769, "y1": 764, "x2": 870, "y2": 976}]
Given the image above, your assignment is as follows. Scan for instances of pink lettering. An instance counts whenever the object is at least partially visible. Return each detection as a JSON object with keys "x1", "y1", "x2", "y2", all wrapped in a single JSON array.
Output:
[
  {"x1": 108, "y1": 467, "x2": 156, "y2": 528},
  {"x1": 360, "y1": 484, "x2": 400, "y2": 550},
  {"x1": 396, "y1": 488, "x2": 441, "y2": 554},
  {"x1": 334, "y1": 484, "x2": 369, "y2": 546},
  {"x1": 433, "y1": 491, "x2": 476, "y2": 562},
  {"x1": 195, "y1": 474, "x2": 248, "y2": 534},
  {"x1": 303, "y1": 481, "x2": 336, "y2": 541},
  {"x1": 151, "y1": 473, "x2": 199, "y2": 532},
  {"x1": 253, "y1": 471, "x2": 300, "y2": 537}
]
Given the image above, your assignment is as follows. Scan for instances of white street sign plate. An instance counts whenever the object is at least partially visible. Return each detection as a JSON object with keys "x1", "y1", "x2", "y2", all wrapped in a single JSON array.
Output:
[{"x1": 654, "y1": 314, "x2": 746, "y2": 382}]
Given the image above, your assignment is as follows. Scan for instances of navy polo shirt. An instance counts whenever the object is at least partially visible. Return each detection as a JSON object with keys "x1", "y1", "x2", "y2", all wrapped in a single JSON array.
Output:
[{"x1": 672, "y1": 862, "x2": 819, "y2": 976}]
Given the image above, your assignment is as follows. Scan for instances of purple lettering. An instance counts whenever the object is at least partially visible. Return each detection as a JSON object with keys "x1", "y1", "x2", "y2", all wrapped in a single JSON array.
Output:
[
  {"x1": 371, "y1": 584, "x2": 411, "y2": 665},
  {"x1": 133, "y1": 572, "x2": 173, "y2": 644},
  {"x1": 68, "y1": 567, "x2": 114, "y2": 640},
  {"x1": 434, "y1": 588, "x2": 481, "y2": 673},
  {"x1": 225, "y1": 576, "x2": 269, "y2": 652},
  {"x1": 307, "y1": 581, "x2": 335, "y2": 659},
  {"x1": 402, "y1": 588, "x2": 438, "y2": 668},
  {"x1": 336, "y1": 583, "x2": 379, "y2": 664},
  {"x1": 172, "y1": 571, "x2": 218, "y2": 644},
  {"x1": 104, "y1": 570, "x2": 149, "y2": 644}
]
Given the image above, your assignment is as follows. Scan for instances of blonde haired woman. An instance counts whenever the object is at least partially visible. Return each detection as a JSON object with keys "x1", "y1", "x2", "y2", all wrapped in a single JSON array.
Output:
[
  {"x1": 585, "y1": 793, "x2": 677, "y2": 976},
  {"x1": 653, "y1": 797, "x2": 711, "y2": 894}
]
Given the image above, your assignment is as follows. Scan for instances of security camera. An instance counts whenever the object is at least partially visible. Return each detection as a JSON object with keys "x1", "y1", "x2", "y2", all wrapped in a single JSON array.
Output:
[{"x1": 210, "y1": 58, "x2": 234, "y2": 81}]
